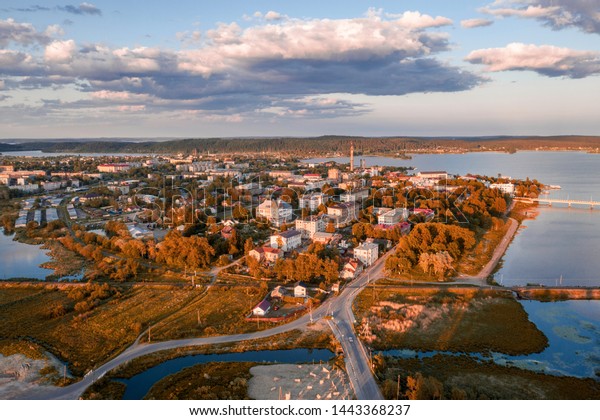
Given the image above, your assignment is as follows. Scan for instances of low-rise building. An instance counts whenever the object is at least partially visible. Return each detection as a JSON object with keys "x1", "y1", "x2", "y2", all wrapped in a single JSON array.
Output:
[
  {"x1": 252, "y1": 299, "x2": 271, "y2": 316},
  {"x1": 377, "y1": 208, "x2": 408, "y2": 227},
  {"x1": 299, "y1": 192, "x2": 324, "y2": 211},
  {"x1": 327, "y1": 202, "x2": 359, "y2": 227},
  {"x1": 341, "y1": 188, "x2": 370, "y2": 203},
  {"x1": 249, "y1": 246, "x2": 283, "y2": 264},
  {"x1": 295, "y1": 215, "x2": 327, "y2": 239},
  {"x1": 270, "y1": 230, "x2": 302, "y2": 252},
  {"x1": 294, "y1": 281, "x2": 309, "y2": 298},
  {"x1": 490, "y1": 183, "x2": 515, "y2": 196},
  {"x1": 354, "y1": 242, "x2": 379, "y2": 267},
  {"x1": 257, "y1": 199, "x2": 293, "y2": 227},
  {"x1": 340, "y1": 259, "x2": 363, "y2": 279}
]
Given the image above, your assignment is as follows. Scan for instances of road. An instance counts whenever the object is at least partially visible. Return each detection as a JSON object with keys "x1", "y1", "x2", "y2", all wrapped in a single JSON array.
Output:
[{"x1": 25, "y1": 249, "x2": 390, "y2": 400}]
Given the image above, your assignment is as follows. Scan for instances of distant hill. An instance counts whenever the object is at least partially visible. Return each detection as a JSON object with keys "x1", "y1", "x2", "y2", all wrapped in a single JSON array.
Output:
[{"x1": 1, "y1": 135, "x2": 599, "y2": 156}]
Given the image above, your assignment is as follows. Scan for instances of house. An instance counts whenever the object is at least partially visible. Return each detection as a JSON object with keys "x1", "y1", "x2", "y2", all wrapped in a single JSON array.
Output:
[
  {"x1": 252, "y1": 299, "x2": 271, "y2": 316},
  {"x1": 257, "y1": 199, "x2": 293, "y2": 227},
  {"x1": 354, "y1": 242, "x2": 379, "y2": 267},
  {"x1": 340, "y1": 259, "x2": 363, "y2": 280},
  {"x1": 295, "y1": 215, "x2": 327, "y2": 239},
  {"x1": 490, "y1": 183, "x2": 515, "y2": 196},
  {"x1": 331, "y1": 283, "x2": 340, "y2": 293},
  {"x1": 270, "y1": 230, "x2": 302, "y2": 252},
  {"x1": 417, "y1": 171, "x2": 448, "y2": 180},
  {"x1": 221, "y1": 225, "x2": 235, "y2": 240},
  {"x1": 312, "y1": 232, "x2": 340, "y2": 245},
  {"x1": 294, "y1": 281, "x2": 309, "y2": 298},
  {"x1": 271, "y1": 285, "x2": 288, "y2": 299},
  {"x1": 249, "y1": 246, "x2": 283, "y2": 264}
]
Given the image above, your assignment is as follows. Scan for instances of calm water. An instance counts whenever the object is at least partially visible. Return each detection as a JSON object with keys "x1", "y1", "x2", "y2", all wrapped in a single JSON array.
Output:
[
  {"x1": 119, "y1": 348, "x2": 334, "y2": 400},
  {"x1": 382, "y1": 300, "x2": 600, "y2": 379},
  {"x1": 306, "y1": 152, "x2": 600, "y2": 286},
  {"x1": 0, "y1": 233, "x2": 53, "y2": 279}
]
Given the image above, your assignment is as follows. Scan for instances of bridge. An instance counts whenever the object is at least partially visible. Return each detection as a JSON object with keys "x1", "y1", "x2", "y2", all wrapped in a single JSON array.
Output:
[{"x1": 515, "y1": 197, "x2": 599, "y2": 209}]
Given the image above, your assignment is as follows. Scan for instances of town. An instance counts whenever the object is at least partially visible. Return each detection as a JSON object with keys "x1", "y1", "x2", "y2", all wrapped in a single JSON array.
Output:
[{"x1": 4, "y1": 142, "x2": 586, "y2": 401}]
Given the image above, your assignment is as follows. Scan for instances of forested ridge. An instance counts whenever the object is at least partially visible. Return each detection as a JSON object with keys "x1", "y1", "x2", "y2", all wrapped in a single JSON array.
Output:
[{"x1": 1, "y1": 135, "x2": 599, "y2": 156}]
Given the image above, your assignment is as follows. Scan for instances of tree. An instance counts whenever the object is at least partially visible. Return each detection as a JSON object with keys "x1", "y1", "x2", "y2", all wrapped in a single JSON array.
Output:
[
  {"x1": 244, "y1": 238, "x2": 254, "y2": 255},
  {"x1": 325, "y1": 220, "x2": 336, "y2": 233}
]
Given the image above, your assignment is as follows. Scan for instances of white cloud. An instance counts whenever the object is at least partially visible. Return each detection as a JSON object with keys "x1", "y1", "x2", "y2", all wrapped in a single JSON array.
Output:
[
  {"x1": 461, "y1": 18, "x2": 494, "y2": 29},
  {"x1": 466, "y1": 42, "x2": 600, "y2": 78},
  {"x1": 264, "y1": 11, "x2": 285, "y2": 22},
  {"x1": 387, "y1": 11, "x2": 453, "y2": 29},
  {"x1": 44, "y1": 39, "x2": 76, "y2": 63}
]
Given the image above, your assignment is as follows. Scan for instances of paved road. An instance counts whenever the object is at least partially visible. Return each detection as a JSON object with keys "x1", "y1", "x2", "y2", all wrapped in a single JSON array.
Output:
[{"x1": 25, "y1": 250, "x2": 390, "y2": 400}]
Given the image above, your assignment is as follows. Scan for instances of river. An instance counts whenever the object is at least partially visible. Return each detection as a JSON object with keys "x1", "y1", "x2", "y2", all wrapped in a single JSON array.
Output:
[{"x1": 118, "y1": 348, "x2": 334, "y2": 400}]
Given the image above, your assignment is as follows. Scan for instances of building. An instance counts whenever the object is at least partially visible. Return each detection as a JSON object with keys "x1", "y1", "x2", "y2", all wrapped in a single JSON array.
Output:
[
  {"x1": 417, "y1": 171, "x2": 448, "y2": 180},
  {"x1": 249, "y1": 246, "x2": 283, "y2": 264},
  {"x1": 97, "y1": 163, "x2": 141, "y2": 173},
  {"x1": 294, "y1": 281, "x2": 309, "y2": 298},
  {"x1": 341, "y1": 188, "x2": 370, "y2": 203},
  {"x1": 377, "y1": 208, "x2": 408, "y2": 227},
  {"x1": 257, "y1": 199, "x2": 293, "y2": 227},
  {"x1": 490, "y1": 183, "x2": 515, "y2": 196},
  {"x1": 268, "y1": 170, "x2": 294, "y2": 179},
  {"x1": 303, "y1": 173, "x2": 322, "y2": 182},
  {"x1": 340, "y1": 259, "x2": 363, "y2": 279},
  {"x1": 354, "y1": 242, "x2": 379, "y2": 267},
  {"x1": 270, "y1": 230, "x2": 302, "y2": 252},
  {"x1": 328, "y1": 168, "x2": 340, "y2": 181},
  {"x1": 271, "y1": 285, "x2": 288, "y2": 299},
  {"x1": 299, "y1": 192, "x2": 324, "y2": 212},
  {"x1": 312, "y1": 232, "x2": 339, "y2": 245},
  {"x1": 327, "y1": 202, "x2": 359, "y2": 227},
  {"x1": 252, "y1": 299, "x2": 271, "y2": 316},
  {"x1": 295, "y1": 215, "x2": 327, "y2": 239}
]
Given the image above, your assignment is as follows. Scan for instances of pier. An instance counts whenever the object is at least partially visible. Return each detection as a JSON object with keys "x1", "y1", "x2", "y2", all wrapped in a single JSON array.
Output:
[{"x1": 515, "y1": 197, "x2": 600, "y2": 209}]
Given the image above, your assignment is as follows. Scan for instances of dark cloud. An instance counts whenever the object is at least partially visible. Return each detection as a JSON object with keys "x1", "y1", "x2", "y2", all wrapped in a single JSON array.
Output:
[
  {"x1": 59, "y1": 3, "x2": 102, "y2": 16},
  {"x1": 482, "y1": 0, "x2": 600, "y2": 35}
]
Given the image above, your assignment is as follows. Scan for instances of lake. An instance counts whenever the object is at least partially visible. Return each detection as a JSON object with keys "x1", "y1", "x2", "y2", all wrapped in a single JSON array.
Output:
[
  {"x1": 381, "y1": 300, "x2": 600, "y2": 379},
  {"x1": 118, "y1": 348, "x2": 335, "y2": 400},
  {"x1": 0, "y1": 233, "x2": 53, "y2": 280},
  {"x1": 305, "y1": 151, "x2": 600, "y2": 287}
]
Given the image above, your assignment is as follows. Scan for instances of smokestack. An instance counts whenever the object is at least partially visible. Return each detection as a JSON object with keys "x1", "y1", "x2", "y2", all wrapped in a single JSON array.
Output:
[{"x1": 350, "y1": 142, "x2": 354, "y2": 171}]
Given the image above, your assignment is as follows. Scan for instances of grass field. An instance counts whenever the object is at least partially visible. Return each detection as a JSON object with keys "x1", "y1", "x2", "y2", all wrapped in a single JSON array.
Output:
[
  {"x1": 145, "y1": 284, "x2": 272, "y2": 341},
  {"x1": 353, "y1": 286, "x2": 548, "y2": 355},
  {"x1": 376, "y1": 354, "x2": 600, "y2": 400},
  {"x1": 0, "y1": 284, "x2": 202, "y2": 377}
]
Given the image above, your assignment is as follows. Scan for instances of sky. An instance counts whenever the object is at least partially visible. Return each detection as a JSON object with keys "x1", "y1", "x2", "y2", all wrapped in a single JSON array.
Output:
[{"x1": 0, "y1": 0, "x2": 599, "y2": 138}]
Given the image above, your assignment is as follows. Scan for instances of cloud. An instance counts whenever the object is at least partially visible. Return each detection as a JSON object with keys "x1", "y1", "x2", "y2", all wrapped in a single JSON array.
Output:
[
  {"x1": 44, "y1": 39, "x2": 76, "y2": 63},
  {"x1": 59, "y1": 3, "x2": 102, "y2": 16},
  {"x1": 466, "y1": 42, "x2": 600, "y2": 78},
  {"x1": 264, "y1": 11, "x2": 285, "y2": 22},
  {"x1": 0, "y1": 18, "x2": 51, "y2": 47},
  {"x1": 461, "y1": 18, "x2": 494, "y2": 28},
  {"x1": 481, "y1": 1, "x2": 600, "y2": 34},
  {"x1": 0, "y1": 12, "x2": 483, "y2": 120}
]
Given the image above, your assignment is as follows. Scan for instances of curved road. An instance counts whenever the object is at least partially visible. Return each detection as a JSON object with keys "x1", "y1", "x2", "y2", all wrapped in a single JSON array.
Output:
[{"x1": 26, "y1": 250, "x2": 391, "y2": 400}]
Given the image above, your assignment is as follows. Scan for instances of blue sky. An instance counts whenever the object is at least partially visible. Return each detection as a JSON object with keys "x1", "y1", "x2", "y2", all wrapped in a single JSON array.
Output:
[{"x1": 1, "y1": 0, "x2": 599, "y2": 138}]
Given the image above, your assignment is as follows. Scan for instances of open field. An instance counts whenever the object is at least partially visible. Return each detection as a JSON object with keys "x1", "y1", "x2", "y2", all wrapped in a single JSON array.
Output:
[
  {"x1": 0, "y1": 284, "x2": 201, "y2": 377},
  {"x1": 353, "y1": 286, "x2": 548, "y2": 355},
  {"x1": 376, "y1": 354, "x2": 600, "y2": 400},
  {"x1": 145, "y1": 283, "x2": 273, "y2": 341},
  {"x1": 457, "y1": 222, "x2": 510, "y2": 277}
]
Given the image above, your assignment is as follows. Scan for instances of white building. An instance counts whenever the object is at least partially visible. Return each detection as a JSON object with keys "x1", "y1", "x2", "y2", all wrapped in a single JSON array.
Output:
[
  {"x1": 490, "y1": 183, "x2": 515, "y2": 196},
  {"x1": 377, "y1": 208, "x2": 408, "y2": 227},
  {"x1": 341, "y1": 188, "x2": 370, "y2": 203},
  {"x1": 252, "y1": 300, "x2": 271, "y2": 316},
  {"x1": 327, "y1": 202, "x2": 359, "y2": 227},
  {"x1": 354, "y1": 242, "x2": 379, "y2": 267},
  {"x1": 270, "y1": 229, "x2": 302, "y2": 252},
  {"x1": 295, "y1": 215, "x2": 327, "y2": 239},
  {"x1": 299, "y1": 192, "x2": 324, "y2": 212},
  {"x1": 294, "y1": 282, "x2": 308, "y2": 298},
  {"x1": 257, "y1": 199, "x2": 293, "y2": 227}
]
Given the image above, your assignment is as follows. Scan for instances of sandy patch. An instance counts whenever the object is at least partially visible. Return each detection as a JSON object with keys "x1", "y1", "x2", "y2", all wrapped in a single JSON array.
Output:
[
  {"x1": 248, "y1": 364, "x2": 353, "y2": 400},
  {"x1": 0, "y1": 353, "x2": 65, "y2": 399}
]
